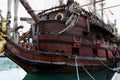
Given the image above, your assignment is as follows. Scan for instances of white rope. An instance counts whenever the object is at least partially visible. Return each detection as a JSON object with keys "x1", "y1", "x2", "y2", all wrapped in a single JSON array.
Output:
[
  {"x1": 96, "y1": 56, "x2": 120, "y2": 72},
  {"x1": 75, "y1": 55, "x2": 96, "y2": 80},
  {"x1": 75, "y1": 55, "x2": 80, "y2": 80},
  {"x1": 82, "y1": 65, "x2": 96, "y2": 80},
  {"x1": 98, "y1": 57, "x2": 113, "y2": 70},
  {"x1": 58, "y1": 14, "x2": 78, "y2": 34}
]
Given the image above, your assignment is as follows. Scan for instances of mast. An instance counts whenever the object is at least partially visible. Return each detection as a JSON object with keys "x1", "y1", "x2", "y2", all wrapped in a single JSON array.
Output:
[
  {"x1": 13, "y1": 0, "x2": 19, "y2": 43},
  {"x1": 100, "y1": 0, "x2": 105, "y2": 20},
  {"x1": 93, "y1": 0, "x2": 96, "y2": 14},
  {"x1": 101, "y1": 0, "x2": 104, "y2": 18},
  {"x1": 113, "y1": 20, "x2": 117, "y2": 37},
  {"x1": 7, "y1": 0, "x2": 12, "y2": 20},
  {"x1": 7, "y1": 0, "x2": 12, "y2": 38},
  {"x1": 19, "y1": 0, "x2": 40, "y2": 24}
]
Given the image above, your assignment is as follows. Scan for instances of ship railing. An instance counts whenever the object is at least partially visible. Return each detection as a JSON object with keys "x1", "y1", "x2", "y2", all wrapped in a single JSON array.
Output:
[
  {"x1": 106, "y1": 24, "x2": 114, "y2": 32},
  {"x1": 36, "y1": 3, "x2": 115, "y2": 35},
  {"x1": 38, "y1": 5, "x2": 66, "y2": 16},
  {"x1": 89, "y1": 13, "x2": 115, "y2": 34},
  {"x1": 81, "y1": 7, "x2": 115, "y2": 34}
]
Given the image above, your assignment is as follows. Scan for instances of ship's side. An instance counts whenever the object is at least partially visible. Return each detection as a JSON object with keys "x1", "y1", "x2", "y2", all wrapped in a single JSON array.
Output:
[{"x1": 4, "y1": 1, "x2": 120, "y2": 73}]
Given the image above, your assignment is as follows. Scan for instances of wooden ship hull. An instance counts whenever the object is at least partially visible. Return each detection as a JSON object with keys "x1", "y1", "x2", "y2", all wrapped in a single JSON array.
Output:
[
  {"x1": 5, "y1": 38, "x2": 116, "y2": 73},
  {"x1": 4, "y1": 0, "x2": 120, "y2": 73}
]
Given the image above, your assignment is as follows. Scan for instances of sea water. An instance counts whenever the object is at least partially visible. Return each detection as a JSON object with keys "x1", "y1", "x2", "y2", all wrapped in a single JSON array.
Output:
[
  {"x1": 23, "y1": 69, "x2": 114, "y2": 80},
  {"x1": 0, "y1": 57, "x2": 26, "y2": 80},
  {"x1": 0, "y1": 57, "x2": 115, "y2": 80}
]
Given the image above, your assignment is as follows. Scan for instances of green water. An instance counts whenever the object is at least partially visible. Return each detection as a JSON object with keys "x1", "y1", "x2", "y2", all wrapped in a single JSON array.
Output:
[
  {"x1": 0, "y1": 57, "x2": 115, "y2": 80},
  {"x1": 24, "y1": 69, "x2": 114, "y2": 80},
  {"x1": 0, "y1": 57, "x2": 19, "y2": 71}
]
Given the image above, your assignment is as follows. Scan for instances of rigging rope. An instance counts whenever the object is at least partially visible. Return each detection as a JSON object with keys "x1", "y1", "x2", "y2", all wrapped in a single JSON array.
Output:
[
  {"x1": 81, "y1": 65, "x2": 96, "y2": 80},
  {"x1": 58, "y1": 14, "x2": 78, "y2": 34},
  {"x1": 75, "y1": 55, "x2": 80, "y2": 80},
  {"x1": 75, "y1": 55, "x2": 96, "y2": 80},
  {"x1": 96, "y1": 56, "x2": 120, "y2": 72},
  {"x1": 103, "y1": 10, "x2": 111, "y2": 24}
]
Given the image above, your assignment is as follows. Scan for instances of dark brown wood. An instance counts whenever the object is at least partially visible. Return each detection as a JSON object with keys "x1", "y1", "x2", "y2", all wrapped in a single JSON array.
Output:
[
  {"x1": 4, "y1": 4, "x2": 119, "y2": 74},
  {"x1": 5, "y1": 39, "x2": 115, "y2": 73}
]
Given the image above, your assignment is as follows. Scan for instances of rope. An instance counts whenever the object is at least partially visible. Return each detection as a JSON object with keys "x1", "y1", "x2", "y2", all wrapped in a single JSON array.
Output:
[
  {"x1": 58, "y1": 1, "x2": 81, "y2": 34},
  {"x1": 82, "y1": 65, "x2": 96, "y2": 80},
  {"x1": 58, "y1": 14, "x2": 78, "y2": 34},
  {"x1": 74, "y1": 56, "x2": 120, "y2": 80},
  {"x1": 75, "y1": 55, "x2": 80, "y2": 80},
  {"x1": 96, "y1": 56, "x2": 120, "y2": 72},
  {"x1": 75, "y1": 55, "x2": 96, "y2": 80}
]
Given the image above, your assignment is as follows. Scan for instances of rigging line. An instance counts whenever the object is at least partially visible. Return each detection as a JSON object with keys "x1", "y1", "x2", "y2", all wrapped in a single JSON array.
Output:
[
  {"x1": 81, "y1": 0, "x2": 105, "y2": 7},
  {"x1": 97, "y1": 57, "x2": 114, "y2": 70},
  {"x1": 96, "y1": 56, "x2": 120, "y2": 72},
  {"x1": 82, "y1": 65, "x2": 96, "y2": 80},
  {"x1": 86, "y1": 4, "x2": 92, "y2": 12},
  {"x1": 87, "y1": 5, "x2": 103, "y2": 21},
  {"x1": 75, "y1": 55, "x2": 80, "y2": 80},
  {"x1": 75, "y1": 55, "x2": 96, "y2": 80},
  {"x1": 97, "y1": 4, "x2": 120, "y2": 11},
  {"x1": 103, "y1": 10, "x2": 112, "y2": 24}
]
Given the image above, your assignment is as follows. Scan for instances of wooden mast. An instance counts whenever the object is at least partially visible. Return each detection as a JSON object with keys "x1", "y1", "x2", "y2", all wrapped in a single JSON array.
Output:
[
  {"x1": 101, "y1": 0, "x2": 104, "y2": 19},
  {"x1": 19, "y1": 0, "x2": 40, "y2": 24},
  {"x1": 93, "y1": 0, "x2": 96, "y2": 14},
  {"x1": 7, "y1": 0, "x2": 12, "y2": 39},
  {"x1": 13, "y1": 0, "x2": 19, "y2": 43}
]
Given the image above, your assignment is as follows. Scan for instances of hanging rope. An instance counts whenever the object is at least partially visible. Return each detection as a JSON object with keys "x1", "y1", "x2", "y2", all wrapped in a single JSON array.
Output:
[
  {"x1": 58, "y1": 14, "x2": 78, "y2": 34},
  {"x1": 82, "y1": 65, "x2": 96, "y2": 80},
  {"x1": 58, "y1": 1, "x2": 82, "y2": 34},
  {"x1": 75, "y1": 55, "x2": 96, "y2": 80},
  {"x1": 96, "y1": 56, "x2": 120, "y2": 72},
  {"x1": 75, "y1": 55, "x2": 80, "y2": 80}
]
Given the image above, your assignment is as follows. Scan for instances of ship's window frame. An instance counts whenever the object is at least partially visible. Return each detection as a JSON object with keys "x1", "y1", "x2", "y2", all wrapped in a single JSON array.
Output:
[{"x1": 55, "y1": 12, "x2": 64, "y2": 21}]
